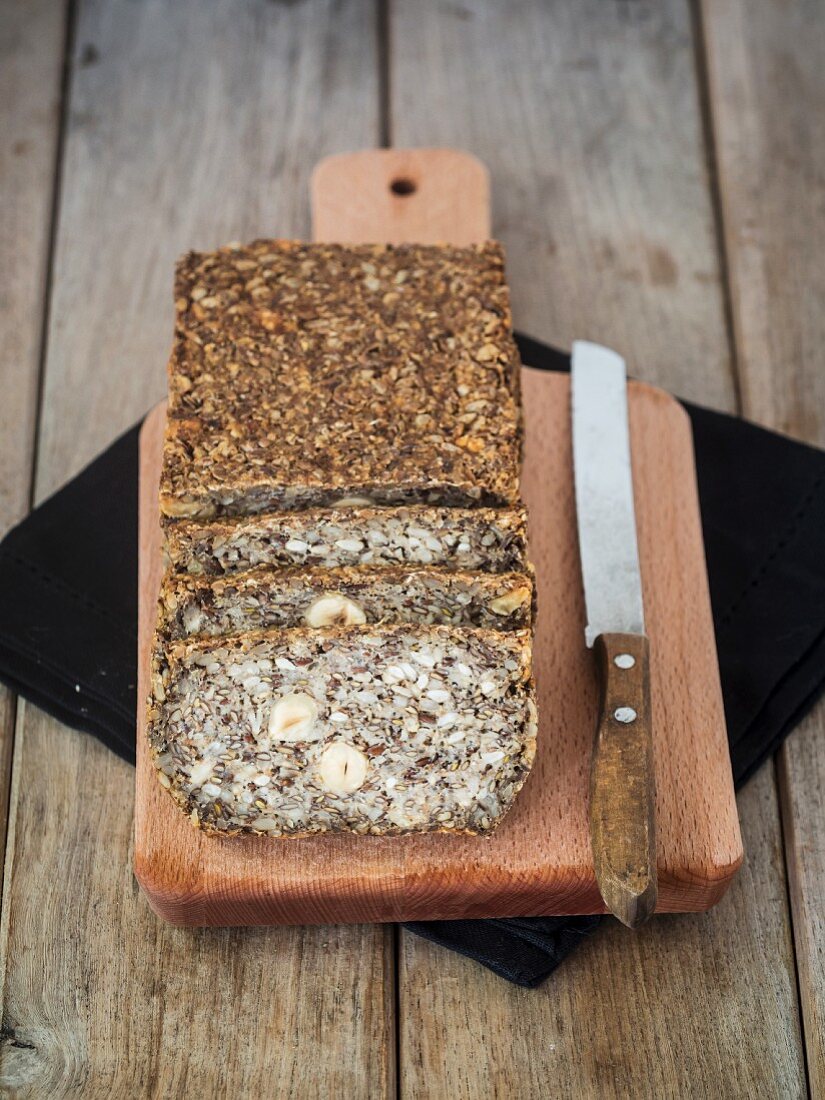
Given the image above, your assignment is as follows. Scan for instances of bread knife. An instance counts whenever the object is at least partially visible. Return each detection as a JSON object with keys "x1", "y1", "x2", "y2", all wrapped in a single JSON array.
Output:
[{"x1": 571, "y1": 341, "x2": 657, "y2": 928}]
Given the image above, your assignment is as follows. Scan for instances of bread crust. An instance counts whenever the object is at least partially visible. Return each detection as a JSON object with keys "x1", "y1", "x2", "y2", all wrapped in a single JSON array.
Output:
[{"x1": 160, "y1": 240, "x2": 524, "y2": 520}]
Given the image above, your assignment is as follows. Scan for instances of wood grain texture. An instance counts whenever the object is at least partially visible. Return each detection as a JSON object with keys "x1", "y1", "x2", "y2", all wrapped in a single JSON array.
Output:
[
  {"x1": 0, "y1": 0, "x2": 68, "y2": 898},
  {"x1": 590, "y1": 634, "x2": 656, "y2": 928},
  {"x1": 390, "y1": 0, "x2": 736, "y2": 409},
  {"x1": 0, "y1": 0, "x2": 64, "y2": 528},
  {"x1": 0, "y1": 1, "x2": 394, "y2": 1095},
  {"x1": 0, "y1": 0, "x2": 815, "y2": 1093},
  {"x1": 399, "y1": 772, "x2": 805, "y2": 1100},
  {"x1": 701, "y1": 0, "x2": 825, "y2": 440},
  {"x1": 390, "y1": 1, "x2": 807, "y2": 1095},
  {"x1": 778, "y1": 714, "x2": 825, "y2": 1098},
  {"x1": 136, "y1": 362, "x2": 740, "y2": 923},
  {"x1": 701, "y1": 0, "x2": 825, "y2": 1088},
  {"x1": 313, "y1": 148, "x2": 490, "y2": 244}
]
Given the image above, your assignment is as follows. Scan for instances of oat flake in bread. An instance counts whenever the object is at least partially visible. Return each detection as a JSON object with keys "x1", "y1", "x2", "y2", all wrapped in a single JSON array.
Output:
[
  {"x1": 148, "y1": 625, "x2": 537, "y2": 837},
  {"x1": 158, "y1": 565, "x2": 535, "y2": 639},
  {"x1": 164, "y1": 503, "x2": 529, "y2": 577},
  {"x1": 160, "y1": 241, "x2": 523, "y2": 520}
]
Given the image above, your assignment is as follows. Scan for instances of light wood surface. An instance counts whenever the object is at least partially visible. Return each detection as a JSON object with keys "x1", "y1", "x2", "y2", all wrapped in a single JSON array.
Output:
[
  {"x1": 391, "y1": 0, "x2": 736, "y2": 410},
  {"x1": 702, "y1": 0, "x2": 825, "y2": 1087},
  {"x1": 0, "y1": 1, "x2": 394, "y2": 1096},
  {"x1": 391, "y1": 1, "x2": 808, "y2": 1096},
  {"x1": 1, "y1": 0, "x2": 820, "y2": 1094},
  {"x1": 0, "y1": 0, "x2": 64, "y2": 528},
  {"x1": 0, "y1": 0, "x2": 68, "y2": 898},
  {"x1": 136, "y1": 351, "x2": 741, "y2": 922},
  {"x1": 399, "y1": 773, "x2": 805, "y2": 1099}
]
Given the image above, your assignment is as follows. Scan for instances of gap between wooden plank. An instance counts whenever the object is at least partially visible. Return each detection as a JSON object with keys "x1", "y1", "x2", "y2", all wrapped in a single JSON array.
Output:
[
  {"x1": 0, "y1": 0, "x2": 73, "y2": 909},
  {"x1": 377, "y1": 0, "x2": 392, "y2": 148},
  {"x1": 389, "y1": 1, "x2": 807, "y2": 1094},
  {"x1": 700, "y1": 0, "x2": 825, "y2": 1092},
  {"x1": 690, "y1": 6, "x2": 812, "y2": 1095},
  {"x1": 686, "y1": 0, "x2": 742, "y2": 416},
  {"x1": 375, "y1": 3, "x2": 400, "y2": 1087},
  {"x1": 0, "y1": 2, "x2": 396, "y2": 1095}
]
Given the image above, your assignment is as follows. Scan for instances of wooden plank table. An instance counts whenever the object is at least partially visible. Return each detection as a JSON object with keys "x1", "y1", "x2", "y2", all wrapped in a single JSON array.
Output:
[{"x1": 0, "y1": 0, "x2": 820, "y2": 1094}]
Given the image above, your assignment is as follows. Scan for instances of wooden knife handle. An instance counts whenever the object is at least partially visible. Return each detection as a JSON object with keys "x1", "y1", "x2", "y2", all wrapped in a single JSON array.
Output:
[{"x1": 590, "y1": 632, "x2": 657, "y2": 927}]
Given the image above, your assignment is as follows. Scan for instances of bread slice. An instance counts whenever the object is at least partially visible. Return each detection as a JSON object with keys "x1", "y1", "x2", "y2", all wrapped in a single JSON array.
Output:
[
  {"x1": 158, "y1": 564, "x2": 535, "y2": 639},
  {"x1": 164, "y1": 504, "x2": 529, "y2": 576},
  {"x1": 148, "y1": 625, "x2": 537, "y2": 837}
]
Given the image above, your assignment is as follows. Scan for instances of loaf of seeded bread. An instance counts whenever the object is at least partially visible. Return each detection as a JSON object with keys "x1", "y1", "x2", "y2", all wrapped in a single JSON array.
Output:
[
  {"x1": 164, "y1": 504, "x2": 529, "y2": 576},
  {"x1": 161, "y1": 241, "x2": 523, "y2": 520},
  {"x1": 158, "y1": 565, "x2": 535, "y2": 639},
  {"x1": 148, "y1": 625, "x2": 536, "y2": 836},
  {"x1": 148, "y1": 237, "x2": 537, "y2": 839}
]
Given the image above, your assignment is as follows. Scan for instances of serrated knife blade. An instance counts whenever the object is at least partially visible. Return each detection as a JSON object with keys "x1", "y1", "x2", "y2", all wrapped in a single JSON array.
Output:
[
  {"x1": 571, "y1": 340, "x2": 657, "y2": 929},
  {"x1": 571, "y1": 341, "x2": 645, "y2": 647}
]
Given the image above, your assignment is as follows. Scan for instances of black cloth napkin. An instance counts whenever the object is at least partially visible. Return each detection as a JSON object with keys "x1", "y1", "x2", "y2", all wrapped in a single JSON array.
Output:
[{"x1": 1, "y1": 334, "x2": 824, "y2": 988}]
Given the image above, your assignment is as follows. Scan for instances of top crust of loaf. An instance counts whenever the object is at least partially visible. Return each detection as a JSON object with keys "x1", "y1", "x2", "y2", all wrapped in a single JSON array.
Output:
[{"x1": 160, "y1": 240, "x2": 523, "y2": 519}]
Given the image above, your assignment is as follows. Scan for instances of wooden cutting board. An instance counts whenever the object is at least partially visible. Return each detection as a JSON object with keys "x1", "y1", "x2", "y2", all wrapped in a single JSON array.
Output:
[{"x1": 134, "y1": 149, "x2": 742, "y2": 925}]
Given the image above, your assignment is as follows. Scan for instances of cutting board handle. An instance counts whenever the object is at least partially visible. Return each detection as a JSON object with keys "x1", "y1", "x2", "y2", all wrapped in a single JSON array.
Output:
[{"x1": 311, "y1": 148, "x2": 491, "y2": 245}]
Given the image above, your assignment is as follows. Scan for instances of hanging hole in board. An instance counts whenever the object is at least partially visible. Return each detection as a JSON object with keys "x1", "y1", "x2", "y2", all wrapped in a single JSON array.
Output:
[{"x1": 390, "y1": 177, "x2": 417, "y2": 196}]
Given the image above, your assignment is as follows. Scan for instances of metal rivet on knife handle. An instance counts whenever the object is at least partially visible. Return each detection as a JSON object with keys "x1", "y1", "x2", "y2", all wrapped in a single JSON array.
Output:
[{"x1": 590, "y1": 632, "x2": 657, "y2": 928}]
